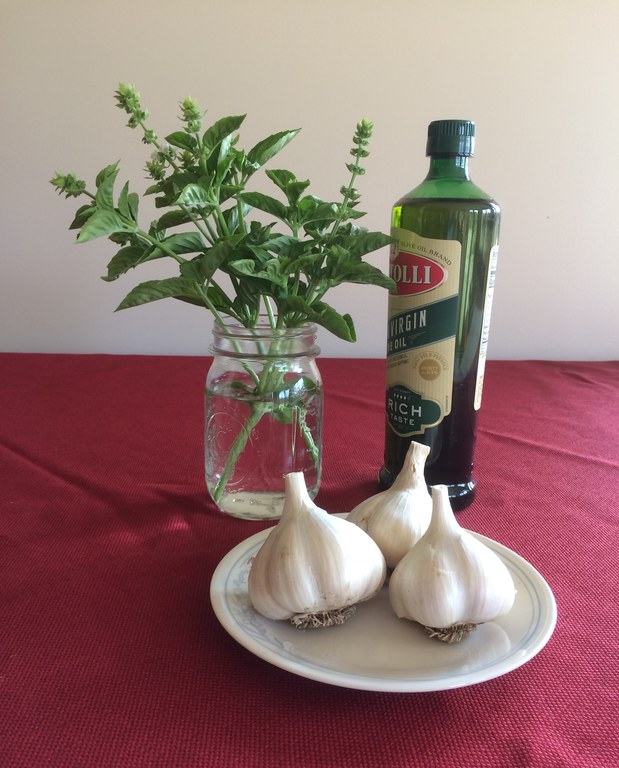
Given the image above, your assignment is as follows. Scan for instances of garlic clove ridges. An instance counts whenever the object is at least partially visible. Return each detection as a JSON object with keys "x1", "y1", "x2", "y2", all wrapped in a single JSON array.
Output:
[
  {"x1": 347, "y1": 441, "x2": 432, "y2": 568},
  {"x1": 248, "y1": 472, "x2": 387, "y2": 628},
  {"x1": 389, "y1": 484, "x2": 516, "y2": 642}
]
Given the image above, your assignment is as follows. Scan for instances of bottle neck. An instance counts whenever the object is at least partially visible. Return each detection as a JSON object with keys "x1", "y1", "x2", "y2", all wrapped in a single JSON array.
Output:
[{"x1": 425, "y1": 155, "x2": 470, "y2": 181}]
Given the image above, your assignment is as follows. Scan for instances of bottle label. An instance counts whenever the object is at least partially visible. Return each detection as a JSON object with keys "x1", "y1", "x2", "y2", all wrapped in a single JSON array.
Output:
[
  {"x1": 386, "y1": 228, "x2": 461, "y2": 436},
  {"x1": 474, "y1": 245, "x2": 498, "y2": 410}
]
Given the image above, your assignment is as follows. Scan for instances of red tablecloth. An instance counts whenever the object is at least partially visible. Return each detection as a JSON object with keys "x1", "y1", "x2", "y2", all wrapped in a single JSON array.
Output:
[{"x1": 1, "y1": 354, "x2": 617, "y2": 768}]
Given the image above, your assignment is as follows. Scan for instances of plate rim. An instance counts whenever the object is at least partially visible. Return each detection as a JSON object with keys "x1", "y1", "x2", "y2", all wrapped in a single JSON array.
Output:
[{"x1": 210, "y1": 523, "x2": 557, "y2": 692}]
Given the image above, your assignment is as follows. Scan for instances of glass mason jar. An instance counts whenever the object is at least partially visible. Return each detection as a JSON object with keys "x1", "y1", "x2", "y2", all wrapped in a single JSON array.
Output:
[{"x1": 205, "y1": 318, "x2": 323, "y2": 520}]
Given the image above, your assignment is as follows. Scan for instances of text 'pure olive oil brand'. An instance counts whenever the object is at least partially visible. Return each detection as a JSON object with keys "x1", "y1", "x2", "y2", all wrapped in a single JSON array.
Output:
[{"x1": 380, "y1": 120, "x2": 501, "y2": 510}]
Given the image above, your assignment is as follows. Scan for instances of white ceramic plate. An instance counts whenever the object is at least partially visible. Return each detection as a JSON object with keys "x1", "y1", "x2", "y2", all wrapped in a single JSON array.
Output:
[{"x1": 210, "y1": 524, "x2": 557, "y2": 692}]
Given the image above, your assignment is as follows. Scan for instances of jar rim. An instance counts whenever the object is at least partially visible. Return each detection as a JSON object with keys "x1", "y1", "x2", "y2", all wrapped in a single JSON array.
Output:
[{"x1": 213, "y1": 315, "x2": 318, "y2": 339}]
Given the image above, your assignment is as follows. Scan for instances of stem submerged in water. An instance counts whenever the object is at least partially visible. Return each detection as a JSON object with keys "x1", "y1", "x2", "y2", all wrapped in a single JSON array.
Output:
[
  {"x1": 209, "y1": 322, "x2": 321, "y2": 507},
  {"x1": 213, "y1": 402, "x2": 266, "y2": 503}
]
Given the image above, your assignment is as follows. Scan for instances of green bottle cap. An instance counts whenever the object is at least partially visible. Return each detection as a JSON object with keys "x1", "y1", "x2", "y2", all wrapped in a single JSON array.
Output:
[{"x1": 426, "y1": 120, "x2": 475, "y2": 156}]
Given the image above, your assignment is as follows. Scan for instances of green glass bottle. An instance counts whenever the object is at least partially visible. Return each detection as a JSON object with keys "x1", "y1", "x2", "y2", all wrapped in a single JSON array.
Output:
[{"x1": 379, "y1": 120, "x2": 500, "y2": 510}]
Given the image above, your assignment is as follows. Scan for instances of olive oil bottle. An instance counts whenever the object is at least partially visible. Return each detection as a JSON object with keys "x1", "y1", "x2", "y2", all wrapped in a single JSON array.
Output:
[{"x1": 380, "y1": 120, "x2": 500, "y2": 510}]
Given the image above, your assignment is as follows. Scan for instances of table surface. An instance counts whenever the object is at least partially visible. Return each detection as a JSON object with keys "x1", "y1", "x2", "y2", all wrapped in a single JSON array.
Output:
[{"x1": 1, "y1": 353, "x2": 617, "y2": 768}]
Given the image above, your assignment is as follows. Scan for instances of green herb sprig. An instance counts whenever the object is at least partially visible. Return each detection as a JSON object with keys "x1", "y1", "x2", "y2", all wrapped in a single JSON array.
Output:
[
  {"x1": 51, "y1": 85, "x2": 395, "y2": 507},
  {"x1": 51, "y1": 83, "x2": 395, "y2": 340}
]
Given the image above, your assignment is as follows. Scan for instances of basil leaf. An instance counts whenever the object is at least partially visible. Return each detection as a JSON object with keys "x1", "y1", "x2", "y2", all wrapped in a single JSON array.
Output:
[
  {"x1": 202, "y1": 115, "x2": 246, "y2": 154},
  {"x1": 183, "y1": 236, "x2": 244, "y2": 281},
  {"x1": 239, "y1": 191, "x2": 288, "y2": 221},
  {"x1": 174, "y1": 184, "x2": 210, "y2": 207},
  {"x1": 287, "y1": 252, "x2": 325, "y2": 275},
  {"x1": 102, "y1": 245, "x2": 147, "y2": 281},
  {"x1": 153, "y1": 210, "x2": 192, "y2": 230},
  {"x1": 94, "y1": 163, "x2": 120, "y2": 210},
  {"x1": 265, "y1": 168, "x2": 296, "y2": 190},
  {"x1": 261, "y1": 235, "x2": 303, "y2": 259},
  {"x1": 223, "y1": 201, "x2": 251, "y2": 234},
  {"x1": 246, "y1": 130, "x2": 300, "y2": 173},
  {"x1": 344, "y1": 231, "x2": 394, "y2": 258},
  {"x1": 334, "y1": 261, "x2": 396, "y2": 290},
  {"x1": 127, "y1": 192, "x2": 139, "y2": 222},
  {"x1": 164, "y1": 131, "x2": 197, "y2": 151},
  {"x1": 77, "y1": 210, "x2": 135, "y2": 242},
  {"x1": 266, "y1": 169, "x2": 310, "y2": 206},
  {"x1": 152, "y1": 232, "x2": 204, "y2": 257},
  {"x1": 300, "y1": 200, "x2": 339, "y2": 230},
  {"x1": 229, "y1": 258, "x2": 287, "y2": 288},
  {"x1": 283, "y1": 296, "x2": 356, "y2": 341},
  {"x1": 69, "y1": 203, "x2": 96, "y2": 230},
  {"x1": 117, "y1": 182, "x2": 132, "y2": 219},
  {"x1": 95, "y1": 162, "x2": 119, "y2": 189},
  {"x1": 116, "y1": 277, "x2": 205, "y2": 310},
  {"x1": 216, "y1": 135, "x2": 236, "y2": 184}
]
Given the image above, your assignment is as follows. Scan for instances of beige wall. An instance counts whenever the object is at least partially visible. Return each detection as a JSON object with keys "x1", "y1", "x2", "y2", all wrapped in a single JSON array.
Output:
[{"x1": 1, "y1": 0, "x2": 617, "y2": 359}]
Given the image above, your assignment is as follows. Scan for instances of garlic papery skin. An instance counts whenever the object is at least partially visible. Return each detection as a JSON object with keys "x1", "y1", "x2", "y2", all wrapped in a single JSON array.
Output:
[
  {"x1": 389, "y1": 485, "x2": 516, "y2": 642},
  {"x1": 248, "y1": 472, "x2": 387, "y2": 629},
  {"x1": 347, "y1": 441, "x2": 432, "y2": 569}
]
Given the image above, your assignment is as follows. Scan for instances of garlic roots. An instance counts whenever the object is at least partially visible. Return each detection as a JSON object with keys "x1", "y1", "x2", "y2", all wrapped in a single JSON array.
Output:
[
  {"x1": 389, "y1": 485, "x2": 516, "y2": 642},
  {"x1": 347, "y1": 441, "x2": 432, "y2": 569},
  {"x1": 248, "y1": 472, "x2": 387, "y2": 628}
]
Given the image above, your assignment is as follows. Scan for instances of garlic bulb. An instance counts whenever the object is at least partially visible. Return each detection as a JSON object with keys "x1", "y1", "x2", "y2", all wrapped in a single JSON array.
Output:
[
  {"x1": 389, "y1": 485, "x2": 516, "y2": 642},
  {"x1": 347, "y1": 441, "x2": 432, "y2": 568},
  {"x1": 248, "y1": 472, "x2": 387, "y2": 629}
]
